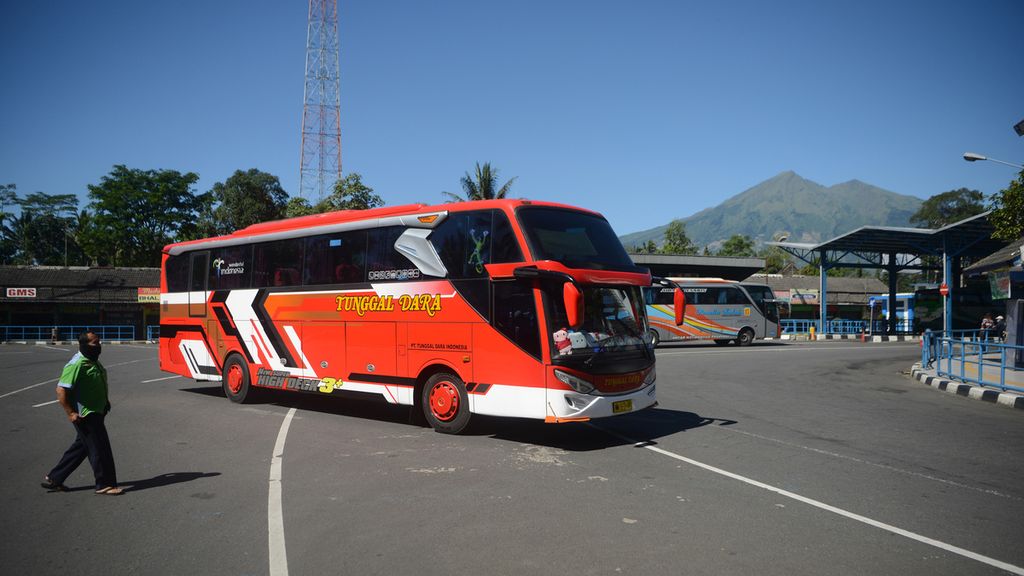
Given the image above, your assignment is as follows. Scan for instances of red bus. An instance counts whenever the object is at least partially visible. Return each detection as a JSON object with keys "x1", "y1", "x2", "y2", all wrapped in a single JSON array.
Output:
[{"x1": 158, "y1": 199, "x2": 681, "y2": 433}]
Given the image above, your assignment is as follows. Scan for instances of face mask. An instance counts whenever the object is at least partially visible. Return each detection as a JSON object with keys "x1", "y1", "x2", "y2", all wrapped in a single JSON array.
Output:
[{"x1": 81, "y1": 342, "x2": 102, "y2": 361}]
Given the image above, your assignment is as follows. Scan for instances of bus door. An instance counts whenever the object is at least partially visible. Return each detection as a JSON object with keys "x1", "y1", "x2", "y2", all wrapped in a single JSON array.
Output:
[{"x1": 189, "y1": 252, "x2": 209, "y2": 318}]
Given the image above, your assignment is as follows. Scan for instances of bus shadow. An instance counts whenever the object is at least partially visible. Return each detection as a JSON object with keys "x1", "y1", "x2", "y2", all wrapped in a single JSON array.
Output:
[
  {"x1": 180, "y1": 386, "x2": 733, "y2": 451},
  {"x1": 472, "y1": 408, "x2": 733, "y2": 451}
]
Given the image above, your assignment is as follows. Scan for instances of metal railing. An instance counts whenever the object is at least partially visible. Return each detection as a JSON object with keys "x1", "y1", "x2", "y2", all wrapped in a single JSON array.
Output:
[
  {"x1": 781, "y1": 319, "x2": 870, "y2": 334},
  {"x1": 1, "y1": 325, "x2": 136, "y2": 342},
  {"x1": 921, "y1": 329, "x2": 1024, "y2": 394},
  {"x1": 146, "y1": 325, "x2": 160, "y2": 341}
]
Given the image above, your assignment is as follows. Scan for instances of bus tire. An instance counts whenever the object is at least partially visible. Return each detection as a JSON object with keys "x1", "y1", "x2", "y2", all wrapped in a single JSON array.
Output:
[
  {"x1": 737, "y1": 328, "x2": 754, "y2": 347},
  {"x1": 222, "y1": 353, "x2": 253, "y2": 404},
  {"x1": 647, "y1": 329, "x2": 660, "y2": 348},
  {"x1": 421, "y1": 372, "x2": 471, "y2": 435}
]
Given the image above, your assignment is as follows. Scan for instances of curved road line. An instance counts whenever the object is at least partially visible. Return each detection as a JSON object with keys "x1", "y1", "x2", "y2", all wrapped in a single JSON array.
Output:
[
  {"x1": 269, "y1": 407, "x2": 297, "y2": 576},
  {"x1": 593, "y1": 424, "x2": 1024, "y2": 576}
]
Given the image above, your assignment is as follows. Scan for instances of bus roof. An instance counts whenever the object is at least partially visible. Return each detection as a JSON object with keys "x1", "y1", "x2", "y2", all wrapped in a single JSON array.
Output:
[{"x1": 163, "y1": 198, "x2": 602, "y2": 254}]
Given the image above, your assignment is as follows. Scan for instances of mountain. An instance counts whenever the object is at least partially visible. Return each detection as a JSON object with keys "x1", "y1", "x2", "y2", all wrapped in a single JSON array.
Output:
[{"x1": 619, "y1": 171, "x2": 922, "y2": 250}]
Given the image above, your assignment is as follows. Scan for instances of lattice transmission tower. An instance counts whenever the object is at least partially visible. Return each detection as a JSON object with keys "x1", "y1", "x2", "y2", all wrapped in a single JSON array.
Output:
[{"x1": 299, "y1": 0, "x2": 342, "y2": 202}]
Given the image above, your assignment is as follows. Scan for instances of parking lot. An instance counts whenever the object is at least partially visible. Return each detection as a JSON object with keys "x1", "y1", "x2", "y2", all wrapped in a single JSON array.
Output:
[{"x1": 2, "y1": 340, "x2": 1022, "y2": 576}]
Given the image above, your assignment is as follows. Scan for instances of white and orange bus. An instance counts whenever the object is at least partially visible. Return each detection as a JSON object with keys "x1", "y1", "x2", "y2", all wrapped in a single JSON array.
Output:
[{"x1": 159, "y1": 200, "x2": 682, "y2": 433}]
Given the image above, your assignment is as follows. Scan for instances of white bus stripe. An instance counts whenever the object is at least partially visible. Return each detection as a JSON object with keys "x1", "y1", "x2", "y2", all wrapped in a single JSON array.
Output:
[{"x1": 593, "y1": 425, "x2": 1024, "y2": 576}]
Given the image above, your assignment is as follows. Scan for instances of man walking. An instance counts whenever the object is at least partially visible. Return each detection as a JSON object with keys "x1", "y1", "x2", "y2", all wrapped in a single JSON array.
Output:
[{"x1": 41, "y1": 331, "x2": 123, "y2": 495}]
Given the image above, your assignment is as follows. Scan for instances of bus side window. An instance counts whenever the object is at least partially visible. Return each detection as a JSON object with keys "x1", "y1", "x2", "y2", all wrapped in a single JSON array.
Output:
[
  {"x1": 166, "y1": 254, "x2": 189, "y2": 292},
  {"x1": 209, "y1": 245, "x2": 252, "y2": 290},
  {"x1": 493, "y1": 281, "x2": 540, "y2": 360},
  {"x1": 724, "y1": 287, "x2": 747, "y2": 305},
  {"x1": 430, "y1": 211, "x2": 493, "y2": 279},
  {"x1": 367, "y1": 227, "x2": 412, "y2": 280},
  {"x1": 491, "y1": 210, "x2": 523, "y2": 263},
  {"x1": 254, "y1": 239, "x2": 304, "y2": 288},
  {"x1": 304, "y1": 231, "x2": 367, "y2": 285}
]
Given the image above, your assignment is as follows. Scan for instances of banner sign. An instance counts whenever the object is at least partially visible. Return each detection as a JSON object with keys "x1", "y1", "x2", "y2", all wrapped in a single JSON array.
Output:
[
  {"x1": 137, "y1": 287, "x2": 160, "y2": 303},
  {"x1": 6, "y1": 287, "x2": 36, "y2": 298}
]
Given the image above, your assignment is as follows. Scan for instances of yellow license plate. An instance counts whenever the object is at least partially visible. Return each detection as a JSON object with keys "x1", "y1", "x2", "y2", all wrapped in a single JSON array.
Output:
[{"x1": 612, "y1": 399, "x2": 633, "y2": 414}]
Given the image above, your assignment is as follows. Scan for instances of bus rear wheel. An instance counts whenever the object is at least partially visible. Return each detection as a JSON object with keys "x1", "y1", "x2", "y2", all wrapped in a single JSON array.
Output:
[
  {"x1": 421, "y1": 372, "x2": 471, "y2": 435},
  {"x1": 737, "y1": 328, "x2": 754, "y2": 347},
  {"x1": 222, "y1": 354, "x2": 253, "y2": 403}
]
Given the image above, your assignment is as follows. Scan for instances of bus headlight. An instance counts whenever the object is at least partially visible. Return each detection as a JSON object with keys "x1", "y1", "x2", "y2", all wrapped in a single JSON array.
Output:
[{"x1": 554, "y1": 370, "x2": 595, "y2": 394}]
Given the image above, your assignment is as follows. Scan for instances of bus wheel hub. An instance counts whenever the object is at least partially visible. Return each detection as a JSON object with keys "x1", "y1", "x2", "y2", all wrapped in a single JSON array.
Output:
[
  {"x1": 227, "y1": 364, "x2": 244, "y2": 393},
  {"x1": 429, "y1": 381, "x2": 459, "y2": 421}
]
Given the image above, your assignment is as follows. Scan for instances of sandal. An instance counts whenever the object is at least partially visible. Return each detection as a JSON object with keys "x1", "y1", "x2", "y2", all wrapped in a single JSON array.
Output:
[
  {"x1": 41, "y1": 476, "x2": 68, "y2": 492},
  {"x1": 95, "y1": 486, "x2": 125, "y2": 495}
]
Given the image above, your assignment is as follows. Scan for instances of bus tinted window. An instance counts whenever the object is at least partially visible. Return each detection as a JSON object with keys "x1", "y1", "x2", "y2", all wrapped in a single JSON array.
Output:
[
  {"x1": 493, "y1": 280, "x2": 540, "y2": 359},
  {"x1": 304, "y1": 231, "x2": 367, "y2": 285},
  {"x1": 517, "y1": 207, "x2": 634, "y2": 269},
  {"x1": 209, "y1": 245, "x2": 252, "y2": 290},
  {"x1": 166, "y1": 254, "x2": 189, "y2": 292},
  {"x1": 431, "y1": 211, "x2": 518, "y2": 279},
  {"x1": 254, "y1": 239, "x2": 304, "y2": 288},
  {"x1": 491, "y1": 211, "x2": 524, "y2": 264},
  {"x1": 367, "y1": 227, "x2": 417, "y2": 281}
]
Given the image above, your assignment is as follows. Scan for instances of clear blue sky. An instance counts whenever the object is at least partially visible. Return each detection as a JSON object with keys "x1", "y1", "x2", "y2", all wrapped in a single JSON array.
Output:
[{"x1": 1, "y1": 0, "x2": 1021, "y2": 236}]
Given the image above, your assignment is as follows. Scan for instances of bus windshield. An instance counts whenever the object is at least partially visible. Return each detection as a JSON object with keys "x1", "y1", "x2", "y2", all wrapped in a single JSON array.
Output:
[
  {"x1": 517, "y1": 207, "x2": 636, "y2": 270},
  {"x1": 545, "y1": 284, "x2": 648, "y2": 363}
]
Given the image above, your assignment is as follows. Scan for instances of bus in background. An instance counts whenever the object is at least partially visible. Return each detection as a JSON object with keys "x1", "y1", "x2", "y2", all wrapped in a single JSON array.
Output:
[
  {"x1": 644, "y1": 277, "x2": 780, "y2": 346},
  {"x1": 159, "y1": 199, "x2": 675, "y2": 434}
]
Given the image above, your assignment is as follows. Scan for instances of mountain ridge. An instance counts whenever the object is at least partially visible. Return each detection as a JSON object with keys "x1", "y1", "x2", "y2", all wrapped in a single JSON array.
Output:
[{"x1": 618, "y1": 171, "x2": 922, "y2": 250}]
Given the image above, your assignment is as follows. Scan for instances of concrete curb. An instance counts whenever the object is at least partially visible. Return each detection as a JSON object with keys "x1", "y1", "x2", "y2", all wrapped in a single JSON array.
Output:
[
  {"x1": 768, "y1": 334, "x2": 920, "y2": 342},
  {"x1": 911, "y1": 363, "x2": 1024, "y2": 410}
]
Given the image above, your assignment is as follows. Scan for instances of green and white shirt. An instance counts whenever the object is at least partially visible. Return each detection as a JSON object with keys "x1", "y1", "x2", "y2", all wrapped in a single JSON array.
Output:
[{"x1": 58, "y1": 352, "x2": 108, "y2": 417}]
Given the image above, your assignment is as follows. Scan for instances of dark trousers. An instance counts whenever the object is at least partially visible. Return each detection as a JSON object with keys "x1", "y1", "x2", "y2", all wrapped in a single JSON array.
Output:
[{"x1": 48, "y1": 413, "x2": 117, "y2": 489}]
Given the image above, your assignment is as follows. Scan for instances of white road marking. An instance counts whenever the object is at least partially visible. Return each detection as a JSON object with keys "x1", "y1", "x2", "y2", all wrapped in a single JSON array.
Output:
[
  {"x1": 141, "y1": 375, "x2": 182, "y2": 383},
  {"x1": 32, "y1": 400, "x2": 58, "y2": 407},
  {"x1": 654, "y1": 344, "x2": 915, "y2": 357},
  {"x1": 594, "y1": 425, "x2": 1024, "y2": 576},
  {"x1": 719, "y1": 426, "x2": 1022, "y2": 501},
  {"x1": 269, "y1": 407, "x2": 297, "y2": 576},
  {"x1": 0, "y1": 358, "x2": 150, "y2": 400}
]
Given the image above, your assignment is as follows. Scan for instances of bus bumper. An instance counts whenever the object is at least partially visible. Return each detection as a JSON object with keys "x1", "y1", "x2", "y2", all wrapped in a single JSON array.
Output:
[{"x1": 546, "y1": 384, "x2": 657, "y2": 422}]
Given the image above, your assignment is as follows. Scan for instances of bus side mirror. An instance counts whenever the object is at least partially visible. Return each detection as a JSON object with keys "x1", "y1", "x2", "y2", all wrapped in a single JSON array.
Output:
[
  {"x1": 564, "y1": 282, "x2": 583, "y2": 329},
  {"x1": 674, "y1": 288, "x2": 686, "y2": 326}
]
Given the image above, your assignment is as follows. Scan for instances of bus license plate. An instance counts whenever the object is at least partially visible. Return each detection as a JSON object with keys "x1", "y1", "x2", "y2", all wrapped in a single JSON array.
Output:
[{"x1": 612, "y1": 399, "x2": 633, "y2": 414}]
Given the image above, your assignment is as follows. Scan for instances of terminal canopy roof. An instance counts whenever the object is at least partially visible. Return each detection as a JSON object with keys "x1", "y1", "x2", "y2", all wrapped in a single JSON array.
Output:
[{"x1": 767, "y1": 212, "x2": 1006, "y2": 270}]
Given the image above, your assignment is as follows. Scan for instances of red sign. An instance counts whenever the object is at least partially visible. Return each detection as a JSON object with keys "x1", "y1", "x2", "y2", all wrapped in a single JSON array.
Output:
[
  {"x1": 6, "y1": 287, "x2": 36, "y2": 298},
  {"x1": 939, "y1": 283, "x2": 948, "y2": 296}
]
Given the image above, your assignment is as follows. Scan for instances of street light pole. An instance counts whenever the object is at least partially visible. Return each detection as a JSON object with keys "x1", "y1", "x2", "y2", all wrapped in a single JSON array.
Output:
[{"x1": 962, "y1": 152, "x2": 1024, "y2": 170}]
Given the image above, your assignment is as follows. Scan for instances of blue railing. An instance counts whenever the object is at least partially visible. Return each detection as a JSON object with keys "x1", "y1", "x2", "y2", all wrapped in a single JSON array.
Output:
[
  {"x1": 1, "y1": 325, "x2": 136, "y2": 342},
  {"x1": 921, "y1": 329, "x2": 1024, "y2": 394},
  {"x1": 146, "y1": 325, "x2": 160, "y2": 341},
  {"x1": 781, "y1": 319, "x2": 871, "y2": 334}
]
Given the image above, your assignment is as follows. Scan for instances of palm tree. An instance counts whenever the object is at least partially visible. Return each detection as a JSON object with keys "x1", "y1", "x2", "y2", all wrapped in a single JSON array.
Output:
[{"x1": 442, "y1": 162, "x2": 517, "y2": 202}]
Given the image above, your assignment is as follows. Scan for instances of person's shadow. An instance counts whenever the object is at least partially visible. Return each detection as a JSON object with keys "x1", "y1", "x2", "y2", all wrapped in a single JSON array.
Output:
[{"x1": 64, "y1": 472, "x2": 221, "y2": 493}]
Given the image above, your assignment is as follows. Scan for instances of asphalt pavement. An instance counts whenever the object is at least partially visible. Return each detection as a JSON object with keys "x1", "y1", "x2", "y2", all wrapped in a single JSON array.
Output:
[{"x1": 1, "y1": 340, "x2": 1022, "y2": 576}]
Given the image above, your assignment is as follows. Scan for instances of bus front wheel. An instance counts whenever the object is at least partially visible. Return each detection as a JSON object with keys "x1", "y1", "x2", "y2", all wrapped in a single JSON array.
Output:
[
  {"x1": 737, "y1": 328, "x2": 754, "y2": 347},
  {"x1": 222, "y1": 354, "x2": 254, "y2": 403},
  {"x1": 422, "y1": 372, "x2": 471, "y2": 435}
]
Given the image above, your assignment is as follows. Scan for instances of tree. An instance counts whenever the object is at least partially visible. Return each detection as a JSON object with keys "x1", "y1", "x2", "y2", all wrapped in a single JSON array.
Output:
[
  {"x1": 660, "y1": 220, "x2": 698, "y2": 255},
  {"x1": 84, "y1": 165, "x2": 206, "y2": 267},
  {"x1": 197, "y1": 169, "x2": 288, "y2": 237},
  {"x1": 717, "y1": 234, "x2": 756, "y2": 257},
  {"x1": 284, "y1": 197, "x2": 316, "y2": 219},
  {"x1": 759, "y1": 246, "x2": 788, "y2": 274},
  {"x1": 0, "y1": 190, "x2": 83, "y2": 265},
  {"x1": 989, "y1": 169, "x2": 1024, "y2": 241},
  {"x1": 316, "y1": 172, "x2": 383, "y2": 212},
  {"x1": 442, "y1": 162, "x2": 516, "y2": 202},
  {"x1": 909, "y1": 188, "x2": 985, "y2": 228}
]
